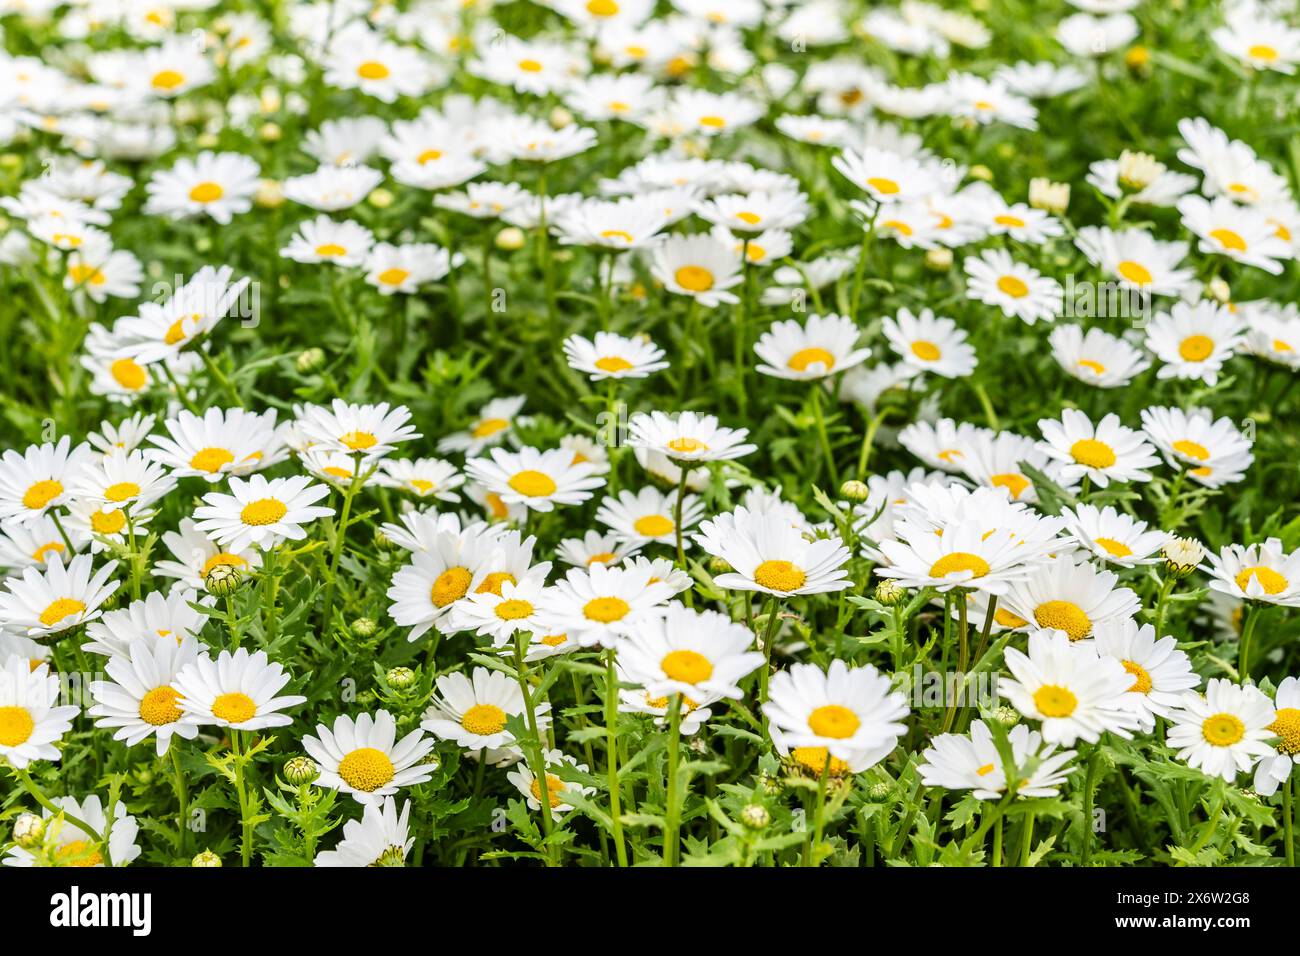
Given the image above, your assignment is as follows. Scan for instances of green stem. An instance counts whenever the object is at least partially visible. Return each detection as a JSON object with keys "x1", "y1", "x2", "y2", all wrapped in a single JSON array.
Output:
[
  {"x1": 603, "y1": 648, "x2": 629, "y2": 866},
  {"x1": 804, "y1": 751, "x2": 833, "y2": 866},
  {"x1": 1238, "y1": 604, "x2": 1260, "y2": 681},
  {"x1": 513, "y1": 633, "x2": 556, "y2": 864},
  {"x1": 662, "y1": 693, "x2": 684, "y2": 866},
  {"x1": 809, "y1": 384, "x2": 838, "y2": 489},
  {"x1": 171, "y1": 746, "x2": 189, "y2": 857}
]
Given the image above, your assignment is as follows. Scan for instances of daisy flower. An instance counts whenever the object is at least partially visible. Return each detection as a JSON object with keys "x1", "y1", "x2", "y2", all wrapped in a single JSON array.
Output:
[
  {"x1": 322, "y1": 24, "x2": 433, "y2": 102},
  {"x1": 303, "y1": 710, "x2": 436, "y2": 805},
  {"x1": 314, "y1": 796, "x2": 413, "y2": 867},
  {"x1": 1166, "y1": 679, "x2": 1276, "y2": 782},
  {"x1": 883, "y1": 307, "x2": 976, "y2": 378},
  {"x1": 1062, "y1": 503, "x2": 1167, "y2": 568},
  {"x1": 173, "y1": 647, "x2": 306, "y2": 731},
  {"x1": 449, "y1": 576, "x2": 549, "y2": 646},
  {"x1": 437, "y1": 396, "x2": 526, "y2": 456},
  {"x1": 1211, "y1": 8, "x2": 1300, "y2": 74},
  {"x1": 999, "y1": 629, "x2": 1141, "y2": 746},
  {"x1": 1254, "y1": 677, "x2": 1300, "y2": 796},
  {"x1": 143, "y1": 151, "x2": 261, "y2": 224},
  {"x1": 385, "y1": 524, "x2": 500, "y2": 640},
  {"x1": 134, "y1": 35, "x2": 216, "y2": 97},
  {"x1": 1086, "y1": 156, "x2": 1197, "y2": 207},
  {"x1": 296, "y1": 399, "x2": 419, "y2": 460},
  {"x1": 1036, "y1": 408, "x2": 1160, "y2": 488},
  {"x1": 695, "y1": 507, "x2": 852, "y2": 597},
  {"x1": 754, "y1": 313, "x2": 871, "y2": 381},
  {"x1": 147, "y1": 407, "x2": 284, "y2": 482},
  {"x1": 619, "y1": 603, "x2": 764, "y2": 702},
  {"x1": 670, "y1": 88, "x2": 765, "y2": 137},
  {"x1": 1144, "y1": 300, "x2": 1245, "y2": 385},
  {"x1": 1001, "y1": 557, "x2": 1140, "y2": 642},
  {"x1": 364, "y1": 242, "x2": 458, "y2": 295},
  {"x1": 192, "y1": 474, "x2": 335, "y2": 552},
  {"x1": 963, "y1": 248, "x2": 1063, "y2": 325},
  {"x1": 506, "y1": 749, "x2": 596, "y2": 815},
  {"x1": 465, "y1": 446, "x2": 604, "y2": 514},
  {"x1": 0, "y1": 436, "x2": 94, "y2": 528},
  {"x1": 956, "y1": 430, "x2": 1078, "y2": 505},
  {"x1": 2, "y1": 795, "x2": 141, "y2": 868},
  {"x1": 875, "y1": 519, "x2": 1033, "y2": 595},
  {"x1": 627, "y1": 410, "x2": 756, "y2": 462},
  {"x1": 0, "y1": 655, "x2": 79, "y2": 768},
  {"x1": 1056, "y1": 11, "x2": 1139, "y2": 57},
  {"x1": 650, "y1": 234, "x2": 743, "y2": 308},
  {"x1": 897, "y1": 418, "x2": 991, "y2": 473},
  {"x1": 378, "y1": 510, "x2": 476, "y2": 555},
  {"x1": 1090, "y1": 618, "x2": 1199, "y2": 731},
  {"x1": 81, "y1": 587, "x2": 209, "y2": 658},
  {"x1": 374, "y1": 457, "x2": 463, "y2": 503},
  {"x1": 1048, "y1": 324, "x2": 1151, "y2": 388},
  {"x1": 0, "y1": 554, "x2": 119, "y2": 638},
  {"x1": 556, "y1": 530, "x2": 641, "y2": 568},
  {"x1": 562, "y1": 331, "x2": 669, "y2": 380},
  {"x1": 595, "y1": 486, "x2": 703, "y2": 547},
  {"x1": 1139, "y1": 406, "x2": 1254, "y2": 488},
  {"x1": 764, "y1": 659, "x2": 910, "y2": 769},
  {"x1": 534, "y1": 562, "x2": 675, "y2": 647},
  {"x1": 68, "y1": 448, "x2": 176, "y2": 514},
  {"x1": 421, "y1": 667, "x2": 549, "y2": 756},
  {"x1": 0, "y1": 516, "x2": 86, "y2": 571},
  {"x1": 918, "y1": 720, "x2": 1075, "y2": 799},
  {"x1": 1074, "y1": 226, "x2": 1195, "y2": 297},
  {"x1": 1178, "y1": 195, "x2": 1294, "y2": 274},
  {"x1": 113, "y1": 265, "x2": 252, "y2": 363},
  {"x1": 280, "y1": 216, "x2": 375, "y2": 267},
  {"x1": 282, "y1": 164, "x2": 383, "y2": 212},
  {"x1": 88, "y1": 636, "x2": 202, "y2": 757},
  {"x1": 552, "y1": 197, "x2": 670, "y2": 250},
  {"x1": 832, "y1": 146, "x2": 939, "y2": 204},
  {"x1": 1202, "y1": 537, "x2": 1300, "y2": 606},
  {"x1": 153, "y1": 518, "x2": 262, "y2": 591},
  {"x1": 62, "y1": 234, "x2": 144, "y2": 303}
]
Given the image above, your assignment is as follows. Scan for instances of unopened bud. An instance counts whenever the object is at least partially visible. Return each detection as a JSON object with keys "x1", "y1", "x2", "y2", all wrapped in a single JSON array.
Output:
[
  {"x1": 924, "y1": 247, "x2": 953, "y2": 272},
  {"x1": 1117, "y1": 150, "x2": 1163, "y2": 192},
  {"x1": 296, "y1": 347, "x2": 325, "y2": 374},
  {"x1": 495, "y1": 227, "x2": 526, "y2": 251},
  {"x1": 1162, "y1": 536, "x2": 1204, "y2": 578},
  {"x1": 874, "y1": 579, "x2": 906, "y2": 606},
  {"x1": 386, "y1": 666, "x2": 416, "y2": 689},
  {"x1": 1206, "y1": 276, "x2": 1231, "y2": 304},
  {"x1": 258, "y1": 122, "x2": 282, "y2": 143},
  {"x1": 254, "y1": 178, "x2": 284, "y2": 209},
  {"x1": 191, "y1": 849, "x2": 222, "y2": 867},
  {"x1": 368, "y1": 187, "x2": 394, "y2": 209},
  {"x1": 13, "y1": 813, "x2": 45, "y2": 848},
  {"x1": 708, "y1": 556, "x2": 733, "y2": 575},
  {"x1": 283, "y1": 756, "x2": 320, "y2": 786},
  {"x1": 866, "y1": 781, "x2": 892, "y2": 800},
  {"x1": 740, "y1": 804, "x2": 770, "y2": 829},
  {"x1": 1029, "y1": 178, "x2": 1070, "y2": 216},
  {"x1": 1125, "y1": 46, "x2": 1151, "y2": 73},
  {"x1": 839, "y1": 479, "x2": 869, "y2": 503},
  {"x1": 993, "y1": 704, "x2": 1020, "y2": 727},
  {"x1": 549, "y1": 106, "x2": 574, "y2": 129},
  {"x1": 351, "y1": 617, "x2": 377, "y2": 638},
  {"x1": 969, "y1": 164, "x2": 993, "y2": 182},
  {"x1": 205, "y1": 563, "x2": 243, "y2": 596}
]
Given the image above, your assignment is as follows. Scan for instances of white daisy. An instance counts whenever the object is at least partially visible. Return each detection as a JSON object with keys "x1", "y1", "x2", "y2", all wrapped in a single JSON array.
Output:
[
  {"x1": 192, "y1": 474, "x2": 335, "y2": 552},
  {"x1": 0, "y1": 554, "x2": 119, "y2": 638},
  {"x1": 754, "y1": 313, "x2": 871, "y2": 381},
  {"x1": 420, "y1": 666, "x2": 550, "y2": 755},
  {"x1": 303, "y1": 710, "x2": 436, "y2": 805},
  {"x1": 0, "y1": 655, "x2": 79, "y2": 769},
  {"x1": 695, "y1": 507, "x2": 852, "y2": 597},
  {"x1": 1036, "y1": 408, "x2": 1160, "y2": 488},
  {"x1": 1166, "y1": 678, "x2": 1275, "y2": 782},
  {"x1": 88, "y1": 636, "x2": 202, "y2": 757},
  {"x1": 173, "y1": 647, "x2": 306, "y2": 731}
]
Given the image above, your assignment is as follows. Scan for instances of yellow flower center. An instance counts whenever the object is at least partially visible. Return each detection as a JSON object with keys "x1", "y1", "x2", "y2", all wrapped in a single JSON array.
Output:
[
  {"x1": 882, "y1": 219, "x2": 912, "y2": 235},
  {"x1": 68, "y1": 263, "x2": 106, "y2": 286},
  {"x1": 1077, "y1": 359, "x2": 1106, "y2": 376},
  {"x1": 736, "y1": 211, "x2": 761, "y2": 225},
  {"x1": 201, "y1": 552, "x2": 247, "y2": 576},
  {"x1": 416, "y1": 148, "x2": 443, "y2": 165},
  {"x1": 55, "y1": 840, "x2": 104, "y2": 867},
  {"x1": 530, "y1": 773, "x2": 566, "y2": 807},
  {"x1": 791, "y1": 747, "x2": 849, "y2": 775},
  {"x1": 357, "y1": 60, "x2": 390, "y2": 79},
  {"x1": 1122, "y1": 660, "x2": 1152, "y2": 694},
  {"x1": 995, "y1": 608, "x2": 1028, "y2": 628},
  {"x1": 1268, "y1": 708, "x2": 1300, "y2": 755},
  {"x1": 472, "y1": 417, "x2": 509, "y2": 439},
  {"x1": 32, "y1": 541, "x2": 65, "y2": 562},
  {"x1": 1033, "y1": 600, "x2": 1091, "y2": 641},
  {"x1": 495, "y1": 598, "x2": 534, "y2": 620},
  {"x1": 40, "y1": 597, "x2": 86, "y2": 627},
  {"x1": 103, "y1": 481, "x2": 140, "y2": 503},
  {"x1": 338, "y1": 747, "x2": 396, "y2": 792},
  {"x1": 339, "y1": 430, "x2": 377, "y2": 452},
  {"x1": 240, "y1": 498, "x2": 287, "y2": 526},
  {"x1": 541, "y1": 634, "x2": 568, "y2": 647},
  {"x1": 110, "y1": 358, "x2": 147, "y2": 390},
  {"x1": 189, "y1": 447, "x2": 235, "y2": 473},
  {"x1": 1209, "y1": 228, "x2": 1247, "y2": 252},
  {"x1": 595, "y1": 355, "x2": 634, "y2": 372},
  {"x1": 377, "y1": 267, "x2": 410, "y2": 286},
  {"x1": 23, "y1": 479, "x2": 63, "y2": 510},
  {"x1": 139, "y1": 686, "x2": 184, "y2": 726},
  {"x1": 461, "y1": 703, "x2": 507, "y2": 736},
  {"x1": 633, "y1": 514, "x2": 675, "y2": 537},
  {"x1": 994, "y1": 214, "x2": 1025, "y2": 228},
  {"x1": 976, "y1": 762, "x2": 996, "y2": 776},
  {"x1": 698, "y1": 115, "x2": 726, "y2": 128},
  {"x1": 151, "y1": 69, "x2": 184, "y2": 90},
  {"x1": 518, "y1": 58, "x2": 543, "y2": 72},
  {"x1": 587, "y1": 0, "x2": 619, "y2": 14},
  {"x1": 586, "y1": 552, "x2": 616, "y2": 565},
  {"x1": 807, "y1": 704, "x2": 860, "y2": 739},
  {"x1": 476, "y1": 572, "x2": 517, "y2": 596},
  {"x1": 1247, "y1": 43, "x2": 1279, "y2": 61},
  {"x1": 1202, "y1": 713, "x2": 1245, "y2": 747},
  {"x1": 1033, "y1": 684, "x2": 1078, "y2": 718},
  {"x1": 1178, "y1": 335, "x2": 1214, "y2": 362},
  {"x1": 431, "y1": 567, "x2": 472, "y2": 607},
  {"x1": 1095, "y1": 537, "x2": 1133, "y2": 558},
  {"x1": 1116, "y1": 260, "x2": 1152, "y2": 285},
  {"x1": 996, "y1": 275, "x2": 1028, "y2": 298},
  {"x1": 787, "y1": 347, "x2": 837, "y2": 372},
  {"x1": 667, "y1": 436, "x2": 707, "y2": 454},
  {"x1": 660, "y1": 649, "x2": 713, "y2": 684},
  {"x1": 674, "y1": 265, "x2": 714, "y2": 292},
  {"x1": 90, "y1": 509, "x2": 126, "y2": 534},
  {"x1": 0, "y1": 706, "x2": 35, "y2": 746},
  {"x1": 508, "y1": 470, "x2": 557, "y2": 497},
  {"x1": 583, "y1": 596, "x2": 630, "y2": 623},
  {"x1": 1235, "y1": 565, "x2": 1287, "y2": 595},
  {"x1": 928, "y1": 552, "x2": 990, "y2": 580},
  {"x1": 316, "y1": 243, "x2": 347, "y2": 257},
  {"x1": 866, "y1": 176, "x2": 900, "y2": 195},
  {"x1": 164, "y1": 318, "x2": 189, "y2": 345},
  {"x1": 1172, "y1": 439, "x2": 1210, "y2": 461},
  {"x1": 910, "y1": 340, "x2": 941, "y2": 362},
  {"x1": 991, "y1": 472, "x2": 1030, "y2": 500},
  {"x1": 188, "y1": 181, "x2": 224, "y2": 203},
  {"x1": 753, "y1": 559, "x2": 807, "y2": 592},
  {"x1": 1069, "y1": 438, "x2": 1116, "y2": 469},
  {"x1": 212, "y1": 691, "x2": 256, "y2": 724},
  {"x1": 409, "y1": 479, "x2": 435, "y2": 493}
]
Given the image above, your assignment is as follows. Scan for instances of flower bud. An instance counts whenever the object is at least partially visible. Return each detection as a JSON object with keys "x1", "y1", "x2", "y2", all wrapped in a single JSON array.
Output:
[
  {"x1": 1206, "y1": 276, "x2": 1231, "y2": 304},
  {"x1": 924, "y1": 247, "x2": 953, "y2": 272},
  {"x1": 13, "y1": 813, "x2": 45, "y2": 848},
  {"x1": 874, "y1": 579, "x2": 906, "y2": 606},
  {"x1": 740, "y1": 804, "x2": 770, "y2": 830},
  {"x1": 495, "y1": 227, "x2": 526, "y2": 251},
  {"x1": 351, "y1": 617, "x2": 377, "y2": 638},
  {"x1": 1162, "y1": 536, "x2": 1204, "y2": 578},
  {"x1": 283, "y1": 756, "x2": 320, "y2": 786},
  {"x1": 549, "y1": 106, "x2": 574, "y2": 129},
  {"x1": 992, "y1": 704, "x2": 1020, "y2": 727},
  {"x1": 839, "y1": 479, "x2": 869, "y2": 503},
  {"x1": 373, "y1": 527, "x2": 397, "y2": 551},
  {"x1": 296, "y1": 346, "x2": 325, "y2": 374},
  {"x1": 969, "y1": 164, "x2": 993, "y2": 182},
  {"x1": 1029, "y1": 178, "x2": 1070, "y2": 216},
  {"x1": 205, "y1": 563, "x2": 243, "y2": 597},
  {"x1": 1117, "y1": 150, "x2": 1163, "y2": 192},
  {"x1": 708, "y1": 556, "x2": 733, "y2": 575},
  {"x1": 258, "y1": 122, "x2": 282, "y2": 143},
  {"x1": 1125, "y1": 46, "x2": 1151, "y2": 74},
  {"x1": 254, "y1": 178, "x2": 284, "y2": 209},
  {"x1": 191, "y1": 849, "x2": 222, "y2": 867},
  {"x1": 386, "y1": 666, "x2": 416, "y2": 689},
  {"x1": 367, "y1": 187, "x2": 394, "y2": 209}
]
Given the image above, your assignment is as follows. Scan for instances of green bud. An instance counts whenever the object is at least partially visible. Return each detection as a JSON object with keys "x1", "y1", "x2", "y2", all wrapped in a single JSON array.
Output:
[
  {"x1": 204, "y1": 563, "x2": 242, "y2": 597},
  {"x1": 839, "y1": 479, "x2": 869, "y2": 503},
  {"x1": 386, "y1": 666, "x2": 416, "y2": 689},
  {"x1": 351, "y1": 617, "x2": 377, "y2": 638},
  {"x1": 191, "y1": 849, "x2": 223, "y2": 867},
  {"x1": 740, "y1": 804, "x2": 770, "y2": 830},
  {"x1": 283, "y1": 756, "x2": 320, "y2": 786},
  {"x1": 13, "y1": 813, "x2": 45, "y2": 848},
  {"x1": 296, "y1": 347, "x2": 325, "y2": 374}
]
